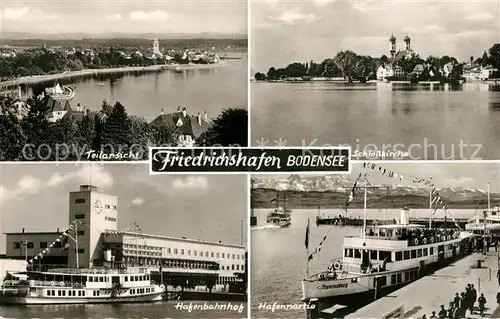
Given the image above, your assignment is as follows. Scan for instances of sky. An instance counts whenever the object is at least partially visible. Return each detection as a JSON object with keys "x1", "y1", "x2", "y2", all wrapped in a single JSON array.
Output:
[
  {"x1": 254, "y1": 162, "x2": 500, "y2": 193},
  {"x1": 0, "y1": 0, "x2": 247, "y2": 35},
  {"x1": 251, "y1": 0, "x2": 500, "y2": 72},
  {"x1": 0, "y1": 164, "x2": 248, "y2": 254}
]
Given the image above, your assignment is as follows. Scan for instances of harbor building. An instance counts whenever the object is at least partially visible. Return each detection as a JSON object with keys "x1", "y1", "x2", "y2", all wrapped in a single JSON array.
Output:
[{"x1": 4, "y1": 185, "x2": 245, "y2": 287}]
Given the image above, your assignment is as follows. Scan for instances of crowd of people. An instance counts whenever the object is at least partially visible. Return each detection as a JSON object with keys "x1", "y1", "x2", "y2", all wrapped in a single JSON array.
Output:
[{"x1": 421, "y1": 284, "x2": 487, "y2": 318}]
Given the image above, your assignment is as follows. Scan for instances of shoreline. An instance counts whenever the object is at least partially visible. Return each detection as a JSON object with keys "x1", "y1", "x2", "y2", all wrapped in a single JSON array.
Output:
[
  {"x1": 0, "y1": 62, "x2": 231, "y2": 88},
  {"x1": 251, "y1": 79, "x2": 500, "y2": 85}
]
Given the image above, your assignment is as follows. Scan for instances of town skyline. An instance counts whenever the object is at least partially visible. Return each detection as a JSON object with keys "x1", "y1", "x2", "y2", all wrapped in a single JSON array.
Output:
[
  {"x1": 251, "y1": 0, "x2": 500, "y2": 71},
  {"x1": 0, "y1": 0, "x2": 247, "y2": 35},
  {"x1": 0, "y1": 164, "x2": 248, "y2": 254}
]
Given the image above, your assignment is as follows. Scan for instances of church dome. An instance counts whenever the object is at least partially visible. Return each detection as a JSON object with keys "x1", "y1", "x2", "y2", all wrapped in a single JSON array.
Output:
[
  {"x1": 389, "y1": 34, "x2": 396, "y2": 42},
  {"x1": 404, "y1": 34, "x2": 411, "y2": 42}
]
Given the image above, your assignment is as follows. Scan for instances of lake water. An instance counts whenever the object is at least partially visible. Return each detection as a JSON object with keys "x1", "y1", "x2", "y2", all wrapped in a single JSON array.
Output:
[
  {"x1": 250, "y1": 82, "x2": 500, "y2": 160},
  {"x1": 0, "y1": 300, "x2": 247, "y2": 318},
  {"x1": 26, "y1": 60, "x2": 247, "y2": 122},
  {"x1": 250, "y1": 208, "x2": 477, "y2": 319}
]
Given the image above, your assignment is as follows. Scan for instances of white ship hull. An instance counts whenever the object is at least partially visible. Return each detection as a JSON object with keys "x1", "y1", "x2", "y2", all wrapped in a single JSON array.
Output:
[
  {"x1": 0, "y1": 291, "x2": 163, "y2": 305},
  {"x1": 302, "y1": 275, "x2": 372, "y2": 300}
]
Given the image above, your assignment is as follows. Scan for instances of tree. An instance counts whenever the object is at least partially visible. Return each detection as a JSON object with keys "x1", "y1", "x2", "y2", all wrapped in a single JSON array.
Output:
[
  {"x1": 266, "y1": 67, "x2": 281, "y2": 80},
  {"x1": 354, "y1": 56, "x2": 376, "y2": 82},
  {"x1": 0, "y1": 96, "x2": 26, "y2": 160},
  {"x1": 197, "y1": 108, "x2": 248, "y2": 146},
  {"x1": 149, "y1": 120, "x2": 175, "y2": 146},
  {"x1": 481, "y1": 50, "x2": 489, "y2": 67},
  {"x1": 333, "y1": 50, "x2": 359, "y2": 82},
  {"x1": 380, "y1": 55, "x2": 389, "y2": 64},
  {"x1": 488, "y1": 44, "x2": 500, "y2": 69},
  {"x1": 254, "y1": 72, "x2": 266, "y2": 81},
  {"x1": 100, "y1": 102, "x2": 132, "y2": 153},
  {"x1": 283, "y1": 62, "x2": 307, "y2": 77},
  {"x1": 321, "y1": 59, "x2": 342, "y2": 77}
]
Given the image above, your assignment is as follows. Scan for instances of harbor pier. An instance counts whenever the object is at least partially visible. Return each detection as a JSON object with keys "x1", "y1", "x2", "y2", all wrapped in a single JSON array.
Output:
[{"x1": 348, "y1": 251, "x2": 500, "y2": 319}]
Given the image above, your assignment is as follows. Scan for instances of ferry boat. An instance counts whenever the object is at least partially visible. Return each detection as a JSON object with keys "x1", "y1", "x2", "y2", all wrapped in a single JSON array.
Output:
[
  {"x1": 465, "y1": 183, "x2": 500, "y2": 235},
  {"x1": 266, "y1": 207, "x2": 292, "y2": 228},
  {"x1": 0, "y1": 267, "x2": 165, "y2": 304},
  {"x1": 301, "y1": 175, "x2": 474, "y2": 305},
  {"x1": 44, "y1": 83, "x2": 75, "y2": 101},
  {"x1": 266, "y1": 190, "x2": 292, "y2": 228}
]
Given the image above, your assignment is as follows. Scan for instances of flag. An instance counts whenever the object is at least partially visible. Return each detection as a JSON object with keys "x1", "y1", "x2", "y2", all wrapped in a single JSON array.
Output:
[
  {"x1": 60, "y1": 235, "x2": 70, "y2": 251},
  {"x1": 305, "y1": 219, "x2": 310, "y2": 250}
]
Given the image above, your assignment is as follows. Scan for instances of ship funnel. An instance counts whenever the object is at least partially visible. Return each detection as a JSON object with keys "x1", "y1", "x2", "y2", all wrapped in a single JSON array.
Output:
[{"x1": 400, "y1": 207, "x2": 410, "y2": 225}]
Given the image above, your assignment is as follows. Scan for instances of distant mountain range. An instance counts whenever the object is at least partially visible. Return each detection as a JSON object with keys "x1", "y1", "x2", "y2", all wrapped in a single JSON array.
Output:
[
  {"x1": 251, "y1": 175, "x2": 500, "y2": 209},
  {"x1": 0, "y1": 31, "x2": 247, "y2": 40}
]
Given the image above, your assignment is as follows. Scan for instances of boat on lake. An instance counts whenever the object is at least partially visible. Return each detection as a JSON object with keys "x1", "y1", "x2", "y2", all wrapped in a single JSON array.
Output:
[
  {"x1": 301, "y1": 173, "x2": 475, "y2": 306},
  {"x1": 266, "y1": 190, "x2": 292, "y2": 228},
  {"x1": 0, "y1": 267, "x2": 165, "y2": 304}
]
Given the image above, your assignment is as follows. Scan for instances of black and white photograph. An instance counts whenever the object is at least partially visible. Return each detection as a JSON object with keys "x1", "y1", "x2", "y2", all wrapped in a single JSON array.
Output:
[
  {"x1": 0, "y1": 0, "x2": 248, "y2": 161},
  {"x1": 251, "y1": 162, "x2": 500, "y2": 318},
  {"x1": 0, "y1": 164, "x2": 248, "y2": 318},
  {"x1": 251, "y1": 0, "x2": 500, "y2": 160}
]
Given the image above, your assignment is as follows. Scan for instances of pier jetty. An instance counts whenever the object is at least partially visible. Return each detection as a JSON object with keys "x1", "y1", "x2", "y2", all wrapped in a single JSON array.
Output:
[{"x1": 348, "y1": 251, "x2": 500, "y2": 319}]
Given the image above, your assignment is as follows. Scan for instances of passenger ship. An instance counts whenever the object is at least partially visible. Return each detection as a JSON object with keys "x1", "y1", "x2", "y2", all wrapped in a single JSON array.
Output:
[
  {"x1": 464, "y1": 183, "x2": 500, "y2": 235},
  {"x1": 0, "y1": 267, "x2": 165, "y2": 304},
  {"x1": 267, "y1": 207, "x2": 292, "y2": 228},
  {"x1": 301, "y1": 176, "x2": 474, "y2": 305}
]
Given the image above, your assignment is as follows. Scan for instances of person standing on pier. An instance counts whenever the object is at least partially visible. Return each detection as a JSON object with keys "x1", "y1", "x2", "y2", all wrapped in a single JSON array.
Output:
[
  {"x1": 470, "y1": 284, "x2": 477, "y2": 314},
  {"x1": 497, "y1": 268, "x2": 500, "y2": 286},
  {"x1": 438, "y1": 305, "x2": 447, "y2": 318},
  {"x1": 454, "y1": 293, "x2": 461, "y2": 309},
  {"x1": 446, "y1": 302, "x2": 454, "y2": 318},
  {"x1": 478, "y1": 293, "x2": 487, "y2": 317},
  {"x1": 459, "y1": 292, "x2": 467, "y2": 317}
]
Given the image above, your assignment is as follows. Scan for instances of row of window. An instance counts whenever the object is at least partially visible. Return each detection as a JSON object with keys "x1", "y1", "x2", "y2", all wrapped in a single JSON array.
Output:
[
  {"x1": 123, "y1": 250, "x2": 161, "y2": 257},
  {"x1": 345, "y1": 243, "x2": 458, "y2": 262},
  {"x1": 166, "y1": 248, "x2": 243, "y2": 260},
  {"x1": 105, "y1": 217, "x2": 117, "y2": 222},
  {"x1": 130, "y1": 287, "x2": 152, "y2": 295},
  {"x1": 124, "y1": 275, "x2": 150, "y2": 282},
  {"x1": 46, "y1": 289, "x2": 86, "y2": 297}
]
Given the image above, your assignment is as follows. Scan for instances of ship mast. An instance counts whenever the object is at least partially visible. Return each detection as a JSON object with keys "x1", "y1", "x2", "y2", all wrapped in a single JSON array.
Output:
[
  {"x1": 429, "y1": 185, "x2": 432, "y2": 228},
  {"x1": 362, "y1": 169, "x2": 367, "y2": 243},
  {"x1": 485, "y1": 182, "x2": 491, "y2": 235}
]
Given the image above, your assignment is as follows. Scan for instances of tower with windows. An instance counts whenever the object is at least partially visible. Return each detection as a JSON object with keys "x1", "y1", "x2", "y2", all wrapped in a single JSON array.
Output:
[
  {"x1": 68, "y1": 185, "x2": 118, "y2": 268},
  {"x1": 389, "y1": 34, "x2": 396, "y2": 59},
  {"x1": 404, "y1": 34, "x2": 411, "y2": 51}
]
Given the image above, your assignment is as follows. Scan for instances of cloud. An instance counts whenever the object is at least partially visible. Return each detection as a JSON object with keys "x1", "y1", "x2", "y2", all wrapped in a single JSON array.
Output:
[
  {"x1": 17, "y1": 175, "x2": 41, "y2": 194},
  {"x1": 0, "y1": 165, "x2": 114, "y2": 206},
  {"x1": 76, "y1": 165, "x2": 114, "y2": 189},
  {"x1": 128, "y1": 10, "x2": 170, "y2": 21},
  {"x1": 1, "y1": 7, "x2": 59, "y2": 21},
  {"x1": 466, "y1": 12, "x2": 494, "y2": 21},
  {"x1": 106, "y1": 13, "x2": 122, "y2": 21},
  {"x1": 275, "y1": 9, "x2": 317, "y2": 25},
  {"x1": 171, "y1": 176, "x2": 209, "y2": 191},
  {"x1": 131, "y1": 197, "x2": 145, "y2": 206},
  {"x1": 47, "y1": 173, "x2": 65, "y2": 186}
]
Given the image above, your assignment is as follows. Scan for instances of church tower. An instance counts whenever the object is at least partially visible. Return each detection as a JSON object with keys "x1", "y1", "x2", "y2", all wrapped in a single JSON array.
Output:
[
  {"x1": 389, "y1": 34, "x2": 396, "y2": 58},
  {"x1": 404, "y1": 34, "x2": 411, "y2": 51},
  {"x1": 153, "y1": 34, "x2": 161, "y2": 56}
]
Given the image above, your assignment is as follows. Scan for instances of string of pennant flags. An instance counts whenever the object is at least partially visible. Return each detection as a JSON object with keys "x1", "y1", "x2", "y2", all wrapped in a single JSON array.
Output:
[
  {"x1": 363, "y1": 162, "x2": 463, "y2": 230},
  {"x1": 28, "y1": 221, "x2": 141, "y2": 265},
  {"x1": 306, "y1": 162, "x2": 464, "y2": 264}
]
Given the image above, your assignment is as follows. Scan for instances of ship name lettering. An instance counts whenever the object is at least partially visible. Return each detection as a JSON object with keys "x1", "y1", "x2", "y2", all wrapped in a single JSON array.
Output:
[{"x1": 318, "y1": 283, "x2": 348, "y2": 290}]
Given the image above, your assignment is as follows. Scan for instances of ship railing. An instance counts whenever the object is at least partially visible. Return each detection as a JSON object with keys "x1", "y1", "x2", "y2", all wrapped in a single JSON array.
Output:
[
  {"x1": 30, "y1": 280, "x2": 87, "y2": 288},
  {"x1": 48, "y1": 268, "x2": 125, "y2": 275}
]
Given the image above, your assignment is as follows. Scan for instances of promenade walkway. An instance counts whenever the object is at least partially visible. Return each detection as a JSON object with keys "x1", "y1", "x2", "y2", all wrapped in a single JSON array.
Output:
[{"x1": 349, "y1": 251, "x2": 500, "y2": 318}]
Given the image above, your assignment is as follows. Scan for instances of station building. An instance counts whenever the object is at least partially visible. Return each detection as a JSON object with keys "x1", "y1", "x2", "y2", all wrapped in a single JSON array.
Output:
[{"x1": 4, "y1": 185, "x2": 246, "y2": 287}]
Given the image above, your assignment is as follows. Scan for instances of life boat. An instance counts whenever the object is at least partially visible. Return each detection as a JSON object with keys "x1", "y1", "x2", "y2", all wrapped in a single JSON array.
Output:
[{"x1": 334, "y1": 261, "x2": 342, "y2": 270}]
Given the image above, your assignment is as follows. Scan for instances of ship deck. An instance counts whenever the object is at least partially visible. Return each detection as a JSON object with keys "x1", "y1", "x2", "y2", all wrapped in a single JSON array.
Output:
[{"x1": 348, "y1": 251, "x2": 500, "y2": 319}]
